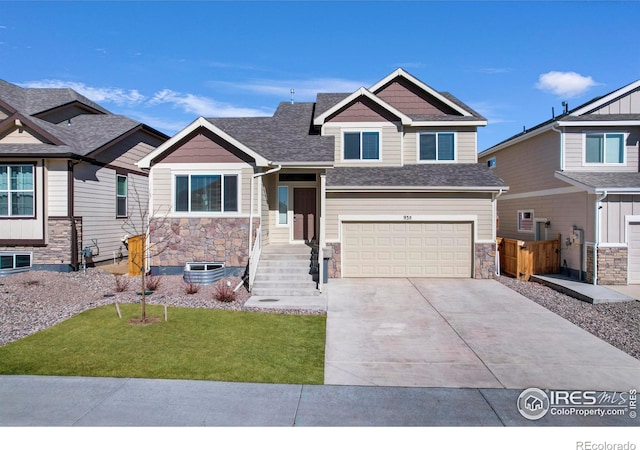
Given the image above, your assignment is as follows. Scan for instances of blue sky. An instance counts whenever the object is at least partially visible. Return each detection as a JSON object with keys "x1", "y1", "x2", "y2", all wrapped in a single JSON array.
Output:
[{"x1": 1, "y1": 0, "x2": 639, "y2": 151}]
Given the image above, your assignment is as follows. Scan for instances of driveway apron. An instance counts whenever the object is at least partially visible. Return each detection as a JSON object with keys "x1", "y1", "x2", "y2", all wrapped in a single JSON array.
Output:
[{"x1": 324, "y1": 278, "x2": 640, "y2": 391}]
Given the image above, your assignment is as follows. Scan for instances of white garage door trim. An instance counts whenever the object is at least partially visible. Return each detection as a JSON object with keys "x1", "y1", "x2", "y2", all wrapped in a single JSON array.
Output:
[
  {"x1": 341, "y1": 219, "x2": 474, "y2": 278},
  {"x1": 626, "y1": 217, "x2": 640, "y2": 284}
]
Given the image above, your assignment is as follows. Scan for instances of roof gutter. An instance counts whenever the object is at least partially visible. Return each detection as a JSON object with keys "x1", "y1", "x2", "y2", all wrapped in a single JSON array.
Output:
[{"x1": 550, "y1": 122, "x2": 564, "y2": 171}]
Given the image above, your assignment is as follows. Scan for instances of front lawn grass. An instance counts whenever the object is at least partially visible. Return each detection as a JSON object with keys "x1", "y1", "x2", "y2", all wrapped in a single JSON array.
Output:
[{"x1": 0, "y1": 304, "x2": 326, "y2": 385}]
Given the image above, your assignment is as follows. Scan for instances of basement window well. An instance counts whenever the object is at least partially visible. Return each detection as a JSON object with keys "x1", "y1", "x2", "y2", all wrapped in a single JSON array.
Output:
[
  {"x1": 0, "y1": 252, "x2": 32, "y2": 276},
  {"x1": 183, "y1": 262, "x2": 225, "y2": 285}
]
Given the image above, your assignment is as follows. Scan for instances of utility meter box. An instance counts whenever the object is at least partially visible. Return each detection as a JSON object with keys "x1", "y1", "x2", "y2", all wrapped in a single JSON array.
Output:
[{"x1": 570, "y1": 228, "x2": 583, "y2": 244}]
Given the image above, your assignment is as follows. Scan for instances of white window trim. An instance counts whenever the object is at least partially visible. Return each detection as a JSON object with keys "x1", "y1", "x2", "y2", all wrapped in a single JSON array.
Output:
[
  {"x1": 416, "y1": 132, "x2": 457, "y2": 163},
  {"x1": 582, "y1": 131, "x2": 627, "y2": 166},
  {"x1": 341, "y1": 129, "x2": 382, "y2": 162},
  {"x1": 171, "y1": 172, "x2": 242, "y2": 216},
  {"x1": 517, "y1": 209, "x2": 535, "y2": 234},
  {"x1": 116, "y1": 174, "x2": 128, "y2": 218},
  {"x1": 0, "y1": 164, "x2": 36, "y2": 218}
]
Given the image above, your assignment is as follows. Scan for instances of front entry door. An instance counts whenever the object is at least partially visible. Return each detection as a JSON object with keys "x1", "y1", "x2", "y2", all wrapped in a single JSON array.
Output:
[{"x1": 293, "y1": 188, "x2": 316, "y2": 241}]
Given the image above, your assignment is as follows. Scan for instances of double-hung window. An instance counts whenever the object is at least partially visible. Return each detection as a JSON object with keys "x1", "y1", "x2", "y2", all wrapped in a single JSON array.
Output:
[
  {"x1": 0, "y1": 164, "x2": 35, "y2": 217},
  {"x1": 518, "y1": 210, "x2": 534, "y2": 233},
  {"x1": 116, "y1": 174, "x2": 127, "y2": 217},
  {"x1": 419, "y1": 132, "x2": 455, "y2": 162},
  {"x1": 175, "y1": 174, "x2": 238, "y2": 213},
  {"x1": 344, "y1": 131, "x2": 380, "y2": 160},
  {"x1": 585, "y1": 133, "x2": 625, "y2": 164}
]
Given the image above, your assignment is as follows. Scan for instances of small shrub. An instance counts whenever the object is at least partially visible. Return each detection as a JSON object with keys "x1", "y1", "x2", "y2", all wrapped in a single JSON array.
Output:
[
  {"x1": 184, "y1": 281, "x2": 200, "y2": 295},
  {"x1": 213, "y1": 280, "x2": 236, "y2": 303},
  {"x1": 145, "y1": 275, "x2": 162, "y2": 291},
  {"x1": 114, "y1": 275, "x2": 130, "y2": 292}
]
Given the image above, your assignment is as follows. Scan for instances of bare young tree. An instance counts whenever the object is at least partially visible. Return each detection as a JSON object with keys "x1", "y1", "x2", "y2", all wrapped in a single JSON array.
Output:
[{"x1": 121, "y1": 177, "x2": 172, "y2": 323}]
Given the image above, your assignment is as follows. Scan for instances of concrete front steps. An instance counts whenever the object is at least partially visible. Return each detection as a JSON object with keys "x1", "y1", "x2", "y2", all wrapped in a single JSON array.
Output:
[{"x1": 251, "y1": 244, "x2": 319, "y2": 296}]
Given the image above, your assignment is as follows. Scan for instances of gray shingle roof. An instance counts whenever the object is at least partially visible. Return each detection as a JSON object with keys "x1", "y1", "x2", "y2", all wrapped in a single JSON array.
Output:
[
  {"x1": 558, "y1": 171, "x2": 640, "y2": 190},
  {"x1": 327, "y1": 164, "x2": 507, "y2": 189},
  {"x1": 0, "y1": 80, "x2": 110, "y2": 115},
  {"x1": 0, "y1": 80, "x2": 163, "y2": 158},
  {"x1": 209, "y1": 102, "x2": 335, "y2": 162}
]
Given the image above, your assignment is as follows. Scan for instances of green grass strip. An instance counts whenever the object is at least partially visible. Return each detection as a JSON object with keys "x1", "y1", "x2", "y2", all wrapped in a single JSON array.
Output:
[{"x1": 0, "y1": 304, "x2": 326, "y2": 385}]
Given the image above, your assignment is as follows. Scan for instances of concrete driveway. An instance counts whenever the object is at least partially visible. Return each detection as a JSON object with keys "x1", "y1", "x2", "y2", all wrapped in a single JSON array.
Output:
[{"x1": 324, "y1": 278, "x2": 640, "y2": 391}]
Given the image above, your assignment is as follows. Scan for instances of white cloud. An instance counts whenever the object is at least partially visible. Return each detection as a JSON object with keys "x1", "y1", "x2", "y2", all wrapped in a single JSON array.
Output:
[
  {"x1": 535, "y1": 71, "x2": 599, "y2": 98},
  {"x1": 20, "y1": 80, "x2": 146, "y2": 105},
  {"x1": 468, "y1": 101, "x2": 513, "y2": 125},
  {"x1": 148, "y1": 89, "x2": 268, "y2": 117}
]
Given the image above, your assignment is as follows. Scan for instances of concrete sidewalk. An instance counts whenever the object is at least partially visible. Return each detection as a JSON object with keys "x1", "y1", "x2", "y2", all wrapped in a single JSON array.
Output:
[{"x1": 0, "y1": 375, "x2": 637, "y2": 426}]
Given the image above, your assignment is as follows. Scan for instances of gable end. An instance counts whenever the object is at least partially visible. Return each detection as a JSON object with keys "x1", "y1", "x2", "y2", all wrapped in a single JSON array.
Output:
[
  {"x1": 155, "y1": 128, "x2": 256, "y2": 165},
  {"x1": 374, "y1": 77, "x2": 461, "y2": 117}
]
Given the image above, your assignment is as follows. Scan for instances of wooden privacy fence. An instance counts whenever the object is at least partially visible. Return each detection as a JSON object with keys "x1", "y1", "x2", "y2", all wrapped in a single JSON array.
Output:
[
  {"x1": 497, "y1": 234, "x2": 561, "y2": 281},
  {"x1": 128, "y1": 234, "x2": 146, "y2": 276}
]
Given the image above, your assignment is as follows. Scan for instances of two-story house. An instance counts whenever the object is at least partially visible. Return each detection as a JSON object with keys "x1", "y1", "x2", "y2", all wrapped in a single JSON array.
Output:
[
  {"x1": 138, "y1": 69, "x2": 507, "y2": 295},
  {"x1": 0, "y1": 80, "x2": 167, "y2": 274},
  {"x1": 479, "y1": 80, "x2": 640, "y2": 285}
]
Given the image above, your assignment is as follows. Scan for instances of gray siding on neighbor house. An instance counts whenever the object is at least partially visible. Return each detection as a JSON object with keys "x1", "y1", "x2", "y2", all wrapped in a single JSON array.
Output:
[
  {"x1": 94, "y1": 131, "x2": 164, "y2": 174},
  {"x1": 479, "y1": 129, "x2": 563, "y2": 195},
  {"x1": 74, "y1": 163, "x2": 148, "y2": 263},
  {"x1": 495, "y1": 192, "x2": 592, "y2": 274},
  {"x1": 325, "y1": 191, "x2": 494, "y2": 242},
  {"x1": 404, "y1": 127, "x2": 477, "y2": 164},
  {"x1": 563, "y1": 127, "x2": 639, "y2": 172}
]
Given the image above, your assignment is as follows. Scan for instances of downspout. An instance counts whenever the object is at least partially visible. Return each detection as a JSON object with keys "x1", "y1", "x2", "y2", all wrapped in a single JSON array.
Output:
[
  {"x1": 249, "y1": 164, "x2": 282, "y2": 256},
  {"x1": 551, "y1": 122, "x2": 564, "y2": 171},
  {"x1": 593, "y1": 190, "x2": 608, "y2": 285},
  {"x1": 493, "y1": 188, "x2": 504, "y2": 276}
]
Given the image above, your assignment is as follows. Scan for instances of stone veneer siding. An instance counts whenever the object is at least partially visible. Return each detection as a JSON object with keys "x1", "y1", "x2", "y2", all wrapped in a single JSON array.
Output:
[
  {"x1": 324, "y1": 242, "x2": 495, "y2": 279},
  {"x1": 326, "y1": 242, "x2": 341, "y2": 278},
  {"x1": 149, "y1": 217, "x2": 250, "y2": 269},
  {"x1": 586, "y1": 245, "x2": 627, "y2": 285},
  {"x1": 475, "y1": 242, "x2": 497, "y2": 279},
  {"x1": 0, "y1": 217, "x2": 82, "y2": 269}
]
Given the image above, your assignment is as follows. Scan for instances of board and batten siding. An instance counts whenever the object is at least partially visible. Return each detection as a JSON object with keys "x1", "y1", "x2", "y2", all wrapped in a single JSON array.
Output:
[
  {"x1": 563, "y1": 127, "x2": 639, "y2": 172},
  {"x1": 46, "y1": 159, "x2": 68, "y2": 216},
  {"x1": 589, "y1": 89, "x2": 640, "y2": 115},
  {"x1": 74, "y1": 163, "x2": 148, "y2": 262},
  {"x1": 325, "y1": 192, "x2": 494, "y2": 242},
  {"x1": 0, "y1": 159, "x2": 44, "y2": 240},
  {"x1": 0, "y1": 126, "x2": 45, "y2": 144},
  {"x1": 479, "y1": 130, "x2": 563, "y2": 195},
  {"x1": 150, "y1": 162, "x2": 254, "y2": 217},
  {"x1": 600, "y1": 194, "x2": 640, "y2": 244},
  {"x1": 323, "y1": 123, "x2": 402, "y2": 166},
  {"x1": 404, "y1": 127, "x2": 477, "y2": 164}
]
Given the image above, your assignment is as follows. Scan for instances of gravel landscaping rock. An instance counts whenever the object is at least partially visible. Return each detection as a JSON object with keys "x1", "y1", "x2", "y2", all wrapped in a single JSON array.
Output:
[
  {"x1": 497, "y1": 276, "x2": 640, "y2": 361},
  {"x1": 0, "y1": 269, "x2": 322, "y2": 347}
]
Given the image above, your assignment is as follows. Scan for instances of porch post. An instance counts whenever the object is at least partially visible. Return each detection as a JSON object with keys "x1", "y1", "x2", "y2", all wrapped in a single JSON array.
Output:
[{"x1": 319, "y1": 172, "x2": 326, "y2": 292}]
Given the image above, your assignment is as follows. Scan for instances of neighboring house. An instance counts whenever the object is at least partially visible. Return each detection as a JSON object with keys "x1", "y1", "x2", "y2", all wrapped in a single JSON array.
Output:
[
  {"x1": 479, "y1": 80, "x2": 640, "y2": 285},
  {"x1": 138, "y1": 69, "x2": 507, "y2": 294},
  {"x1": 0, "y1": 80, "x2": 167, "y2": 274}
]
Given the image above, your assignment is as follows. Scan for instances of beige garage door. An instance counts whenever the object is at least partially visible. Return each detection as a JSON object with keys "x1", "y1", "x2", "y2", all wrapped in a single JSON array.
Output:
[
  {"x1": 343, "y1": 222, "x2": 472, "y2": 278},
  {"x1": 628, "y1": 222, "x2": 640, "y2": 284}
]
